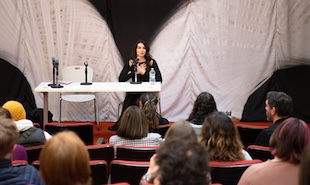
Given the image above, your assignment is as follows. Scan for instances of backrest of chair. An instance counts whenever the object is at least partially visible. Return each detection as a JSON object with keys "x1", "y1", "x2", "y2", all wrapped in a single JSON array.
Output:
[
  {"x1": 32, "y1": 160, "x2": 40, "y2": 170},
  {"x1": 25, "y1": 145, "x2": 44, "y2": 164},
  {"x1": 45, "y1": 123, "x2": 94, "y2": 145},
  {"x1": 62, "y1": 65, "x2": 93, "y2": 82},
  {"x1": 116, "y1": 145, "x2": 158, "y2": 161},
  {"x1": 12, "y1": 160, "x2": 29, "y2": 166},
  {"x1": 247, "y1": 145, "x2": 273, "y2": 161},
  {"x1": 110, "y1": 160, "x2": 150, "y2": 185},
  {"x1": 209, "y1": 160, "x2": 262, "y2": 185},
  {"x1": 87, "y1": 144, "x2": 115, "y2": 164},
  {"x1": 90, "y1": 160, "x2": 108, "y2": 185},
  {"x1": 237, "y1": 125, "x2": 265, "y2": 148}
]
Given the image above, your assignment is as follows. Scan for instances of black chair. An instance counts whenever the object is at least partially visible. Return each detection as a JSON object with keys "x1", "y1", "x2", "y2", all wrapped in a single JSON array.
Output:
[
  {"x1": 90, "y1": 160, "x2": 109, "y2": 185},
  {"x1": 209, "y1": 160, "x2": 262, "y2": 185},
  {"x1": 116, "y1": 145, "x2": 159, "y2": 161},
  {"x1": 110, "y1": 160, "x2": 149, "y2": 185},
  {"x1": 237, "y1": 124, "x2": 267, "y2": 148},
  {"x1": 12, "y1": 160, "x2": 28, "y2": 167},
  {"x1": 25, "y1": 144, "x2": 44, "y2": 164},
  {"x1": 45, "y1": 123, "x2": 94, "y2": 145},
  {"x1": 86, "y1": 144, "x2": 115, "y2": 165},
  {"x1": 247, "y1": 145, "x2": 273, "y2": 161}
]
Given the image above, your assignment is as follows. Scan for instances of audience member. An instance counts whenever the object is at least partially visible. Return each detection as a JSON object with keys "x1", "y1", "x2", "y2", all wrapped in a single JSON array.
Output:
[
  {"x1": 254, "y1": 91, "x2": 293, "y2": 146},
  {"x1": 0, "y1": 107, "x2": 27, "y2": 161},
  {"x1": 139, "y1": 92, "x2": 168, "y2": 133},
  {"x1": 164, "y1": 120, "x2": 197, "y2": 142},
  {"x1": 0, "y1": 118, "x2": 44, "y2": 185},
  {"x1": 109, "y1": 105, "x2": 162, "y2": 146},
  {"x1": 2, "y1": 100, "x2": 52, "y2": 146},
  {"x1": 186, "y1": 92, "x2": 217, "y2": 135},
  {"x1": 199, "y1": 111, "x2": 252, "y2": 161},
  {"x1": 238, "y1": 117, "x2": 310, "y2": 185},
  {"x1": 141, "y1": 139, "x2": 210, "y2": 185},
  {"x1": 39, "y1": 131, "x2": 92, "y2": 185},
  {"x1": 299, "y1": 145, "x2": 310, "y2": 185}
]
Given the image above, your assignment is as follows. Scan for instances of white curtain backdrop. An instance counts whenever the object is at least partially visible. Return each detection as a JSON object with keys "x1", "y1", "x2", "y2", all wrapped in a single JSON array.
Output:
[{"x1": 0, "y1": 0, "x2": 309, "y2": 122}]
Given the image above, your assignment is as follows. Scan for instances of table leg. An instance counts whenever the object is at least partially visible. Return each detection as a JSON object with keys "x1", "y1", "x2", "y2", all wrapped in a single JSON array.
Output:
[{"x1": 43, "y1": 92, "x2": 48, "y2": 129}]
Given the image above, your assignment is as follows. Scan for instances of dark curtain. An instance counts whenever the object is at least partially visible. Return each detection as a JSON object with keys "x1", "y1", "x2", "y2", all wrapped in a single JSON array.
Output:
[
  {"x1": 0, "y1": 59, "x2": 37, "y2": 119},
  {"x1": 89, "y1": 0, "x2": 187, "y2": 61},
  {"x1": 241, "y1": 65, "x2": 310, "y2": 123}
]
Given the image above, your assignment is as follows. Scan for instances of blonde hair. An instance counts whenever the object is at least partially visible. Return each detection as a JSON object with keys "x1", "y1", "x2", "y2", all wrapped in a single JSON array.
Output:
[
  {"x1": 0, "y1": 118, "x2": 18, "y2": 158},
  {"x1": 39, "y1": 131, "x2": 92, "y2": 185},
  {"x1": 165, "y1": 120, "x2": 198, "y2": 142}
]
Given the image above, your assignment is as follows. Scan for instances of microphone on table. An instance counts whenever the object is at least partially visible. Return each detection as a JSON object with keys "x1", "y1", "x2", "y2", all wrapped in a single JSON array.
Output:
[
  {"x1": 50, "y1": 57, "x2": 63, "y2": 88},
  {"x1": 49, "y1": 57, "x2": 56, "y2": 86},
  {"x1": 132, "y1": 57, "x2": 140, "y2": 66},
  {"x1": 81, "y1": 62, "x2": 92, "y2": 85},
  {"x1": 130, "y1": 57, "x2": 142, "y2": 84}
]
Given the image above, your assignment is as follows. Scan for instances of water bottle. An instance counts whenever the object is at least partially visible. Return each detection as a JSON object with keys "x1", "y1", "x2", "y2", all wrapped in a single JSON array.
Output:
[{"x1": 149, "y1": 68, "x2": 156, "y2": 84}]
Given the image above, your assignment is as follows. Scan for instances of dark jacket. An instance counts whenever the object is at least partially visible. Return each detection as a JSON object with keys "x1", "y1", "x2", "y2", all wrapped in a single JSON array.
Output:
[
  {"x1": 17, "y1": 127, "x2": 46, "y2": 147},
  {"x1": 254, "y1": 118, "x2": 288, "y2": 146},
  {"x1": 0, "y1": 159, "x2": 44, "y2": 185}
]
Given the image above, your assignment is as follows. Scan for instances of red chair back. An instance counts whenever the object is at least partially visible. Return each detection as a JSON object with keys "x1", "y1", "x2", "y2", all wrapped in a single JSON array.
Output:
[
  {"x1": 87, "y1": 144, "x2": 114, "y2": 164},
  {"x1": 116, "y1": 145, "x2": 158, "y2": 161},
  {"x1": 247, "y1": 145, "x2": 273, "y2": 161}
]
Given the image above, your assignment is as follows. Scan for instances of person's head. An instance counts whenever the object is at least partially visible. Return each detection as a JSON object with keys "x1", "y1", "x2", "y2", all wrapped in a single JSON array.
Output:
[
  {"x1": 0, "y1": 107, "x2": 12, "y2": 119},
  {"x1": 2, "y1": 100, "x2": 26, "y2": 121},
  {"x1": 165, "y1": 120, "x2": 197, "y2": 142},
  {"x1": 0, "y1": 118, "x2": 18, "y2": 159},
  {"x1": 139, "y1": 93, "x2": 159, "y2": 132},
  {"x1": 153, "y1": 139, "x2": 210, "y2": 185},
  {"x1": 265, "y1": 91, "x2": 293, "y2": 122},
  {"x1": 269, "y1": 117, "x2": 310, "y2": 164},
  {"x1": 187, "y1": 92, "x2": 217, "y2": 125},
  {"x1": 39, "y1": 131, "x2": 91, "y2": 185},
  {"x1": 117, "y1": 105, "x2": 149, "y2": 139},
  {"x1": 130, "y1": 39, "x2": 152, "y2": 61},
  {"x1": 299, "y1": 145, "x2": 310, "y2": 185},
  {"x1": 199, "y1": 111, "x2": 244, "y2": 161}
]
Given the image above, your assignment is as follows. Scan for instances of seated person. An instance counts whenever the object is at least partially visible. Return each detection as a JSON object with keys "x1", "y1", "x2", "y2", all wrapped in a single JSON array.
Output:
[
  {"x1": 141, "y1": 139, "x2": 211, "y2": 185},
  {"x1": 254, "y1": 91, "x2": 293, "y2": 146},
  {"x1": 164, "y1": 120, "x2": 198, "y2": 142},
  {"x1": 186, "y1": 92, "x2": 217, "y2": 136},
  {"x1": 238, "y1": 117, "x2": 310, "y2": 185},
  {"x1": 0, "y1": 107, "x2": 27, "y2": 161},
  {"x1": 109, "y1": 105, "x2": 163, "y2": 147},
  {"x1": 139, "y1": 92, "x2": 168, "y2": 134},
  {"x1": 39, "y1": 131, "x2": 92, "y2": 185},
  {"x1": 199, "y1": 111, "x2": 252, "y2": 161},
  {"x1": 0, "y1": 118, "x2": 44, "y2": 185},
  {"x1": 2, "y1": 100, "x2": 52, "y2": 146}
]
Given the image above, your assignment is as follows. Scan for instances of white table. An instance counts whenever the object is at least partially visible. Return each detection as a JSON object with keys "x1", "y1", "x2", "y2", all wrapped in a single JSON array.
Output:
[{"x1": 34, "y1": 82, "x2": 161, "y2": 129}]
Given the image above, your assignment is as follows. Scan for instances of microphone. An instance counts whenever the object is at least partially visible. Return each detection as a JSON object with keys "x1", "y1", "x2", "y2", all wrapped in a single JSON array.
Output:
[{"x1": 132, "y1": 57, "x2": 140, "y2": 66}]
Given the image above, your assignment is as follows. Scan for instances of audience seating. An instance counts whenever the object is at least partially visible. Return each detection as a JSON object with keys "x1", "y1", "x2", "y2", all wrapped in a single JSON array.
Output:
[
  {"x1": 45, "y1": 123, "x2": 94, "y2": 145},
  {"x1": 247, "y1": 145, "x2": 273, "y2": 161},
  {"x1": 158, "y1": 122, "x2": 174, "y2": 137},
  {"x1": 209, "y1": 159, "x2": 262, "y2": 185},
  {"x1": 110, "y1": 160, "x2": 149, "y2": 185},
  {"x1": 87, "y1": 144, "x2": 114, "y2": 163},
  {"x1": 90, "y1": 160, "x2": 109, "y2": 185},
  {"x1": 25, "y1": 144, "x2": 44, "y2": 164},
  {"x1": 236, "y1": 123, "x2": 269, "y2": 148},
  {"x1": 32, "y1": 160, "x2": 109, "y2": 185},
  {"x1": 116, "y1": 145, "x2": 159, "y2": 161},
  {"x1": 12, "y1": 160, "x2": 28, "y2": 166}
]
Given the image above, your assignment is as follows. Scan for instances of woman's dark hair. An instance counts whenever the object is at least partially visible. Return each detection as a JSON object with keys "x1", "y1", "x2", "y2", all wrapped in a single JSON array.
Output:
[{"x1": 187, "y1": 92, "x2": 217, "y2": 125}]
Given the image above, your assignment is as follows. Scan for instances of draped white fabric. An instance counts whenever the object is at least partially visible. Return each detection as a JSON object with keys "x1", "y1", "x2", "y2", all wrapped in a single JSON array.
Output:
[{"x1": 0, "y1": 0, "x2": 309, "y2": 122}]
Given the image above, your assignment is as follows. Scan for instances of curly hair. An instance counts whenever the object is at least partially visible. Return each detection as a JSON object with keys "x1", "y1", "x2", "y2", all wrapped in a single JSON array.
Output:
[
  {"x1": 156, "y1": 139, "x2": 210, "y2": 185},
  {"x1": 187, "y1": 92, "x2": 217, "y2": 125},
  {"x1": 139, "y1": 93, "x2": 159, "y2": 132},
  {"x1": 270, "y1": 117, "x2": 310, "y2": 164},
  {"x1": 199, "y1": 111, "x2": 244, "y2": 161}
]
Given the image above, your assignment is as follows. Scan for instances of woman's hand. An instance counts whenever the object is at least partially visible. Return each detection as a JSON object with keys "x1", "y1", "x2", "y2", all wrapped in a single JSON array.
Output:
[{"x1": 136, "y1": 63, "x2": 147, "y2": 75}]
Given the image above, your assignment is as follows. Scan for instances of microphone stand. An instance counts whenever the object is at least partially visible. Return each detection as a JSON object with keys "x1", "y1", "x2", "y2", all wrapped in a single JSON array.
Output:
[
  {"x1": 48, "y1": 58, "x2": 56, "y2": 86},
  {"x1": 130, "y1": 59, "x2": 142, "y2": 84},
  {"x1": 50, "y1": 59, "x2": 63, "y2": 88},
  {"x1": 81, "y1": 62, "x2": 92, "y2": 85}
]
